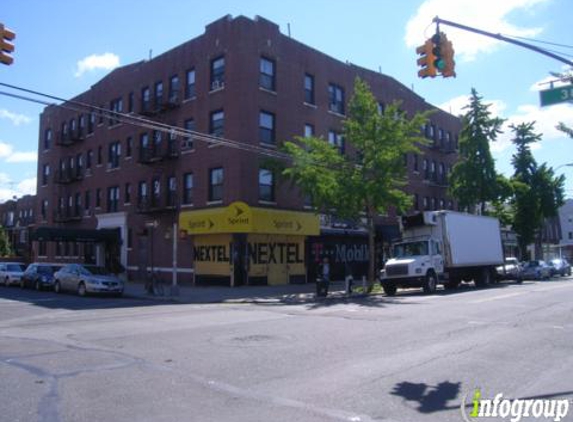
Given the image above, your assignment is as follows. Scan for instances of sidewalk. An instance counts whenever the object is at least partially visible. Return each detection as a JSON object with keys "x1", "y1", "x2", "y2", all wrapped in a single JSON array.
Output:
[{"x1": 123, "y1": 279, "x2": 367, "y2": 305}]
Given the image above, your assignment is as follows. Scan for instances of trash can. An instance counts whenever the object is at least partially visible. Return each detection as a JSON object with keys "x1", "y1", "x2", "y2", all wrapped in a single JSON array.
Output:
[{"x1": 316, "y1": 277, "x2": 329, "y2": 297}]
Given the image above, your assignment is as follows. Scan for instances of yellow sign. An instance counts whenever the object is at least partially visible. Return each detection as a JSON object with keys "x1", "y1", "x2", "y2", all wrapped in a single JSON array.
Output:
[{"x1": 180, "y1": 202, "x2": 319, "y2": 236}]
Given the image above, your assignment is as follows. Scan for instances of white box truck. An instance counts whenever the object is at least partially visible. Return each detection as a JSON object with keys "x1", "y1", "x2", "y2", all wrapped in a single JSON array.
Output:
[{"x1": 381, "y1": 211, "x2": 504, "y2": 295}]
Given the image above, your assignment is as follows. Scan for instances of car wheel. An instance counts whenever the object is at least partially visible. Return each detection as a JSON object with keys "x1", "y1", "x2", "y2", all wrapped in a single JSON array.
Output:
[
  {"x1": 35, "y1": 280, "x2": 41, "y2": 291},
  {"x1": 20, "y1": 279, "x2": 25, "y2": 289},
  {"x1": 54, "y1": 281, "x2": 61, "y2": 294},
  {"x1": 4, "y1": 277, "x2": 10, "y2": 286},
  {"x1": 423, "y1": 272, "x2": 437, "y2": 294},
  {"x1": 77, "y1": 282, "x2": 87, "y2": 297},
  {"x1": 383, "y1": 283, "x2": 397, "y2": 296}
]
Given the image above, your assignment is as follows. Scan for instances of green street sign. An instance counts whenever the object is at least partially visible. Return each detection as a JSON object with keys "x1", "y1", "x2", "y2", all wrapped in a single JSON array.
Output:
[{"x1": 539, "y1": 84, "x2": 573, "y2": 107}]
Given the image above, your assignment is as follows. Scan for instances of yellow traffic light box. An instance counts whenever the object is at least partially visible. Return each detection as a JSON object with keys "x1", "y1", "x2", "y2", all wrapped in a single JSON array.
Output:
[{"x1": 0, "y1": 23, "x2": 15, "y2": 66}]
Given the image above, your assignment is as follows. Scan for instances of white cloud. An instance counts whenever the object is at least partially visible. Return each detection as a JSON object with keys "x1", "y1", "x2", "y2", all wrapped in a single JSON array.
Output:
[
  {"x1": 5, "y1": 152, "x2": 37, "y2": 163},
  {"x1": 74, "y1": 53, "x2": 120, "y2": 78},
  {"x1": 0, "y1": 109, "x2": 32, "y2": 126},
  {"x1": 439, "y1": 95, "x2": 507, "y2": 117},
  {"x1": 0, "y1": 141, "x2": 14, "y2": 158},
  {"x1": 0, "y1": 175, "x2": 37, "y2": 203},
  {"x1": 405, "y1": 0, "x2": 549, "y2": 62},
  {"x1": 16, "y1": 177, "x2": 37, "y2": 196}
]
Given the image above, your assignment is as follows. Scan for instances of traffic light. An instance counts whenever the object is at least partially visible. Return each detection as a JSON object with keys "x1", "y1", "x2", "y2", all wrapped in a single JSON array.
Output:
[
  {"x1": 0, "y1": 23, "x2": 15, "y2": 66},
  {"x1": 416, "y1": 39, "x2": 438, "y2": 78},
  {"x1": 439, "y1": 33, "x2": 456, "y2": 77}
]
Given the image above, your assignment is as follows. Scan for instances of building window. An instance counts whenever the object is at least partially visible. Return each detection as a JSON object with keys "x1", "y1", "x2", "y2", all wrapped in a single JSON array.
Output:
[
  {"x1": 423, "y1": 197, "x2": 429, "y2": 210},
  {"x1": 84, "y1": 190, "x2": 91, "y2": 211},
  {"x1": 210, "y1": 110, "x2": 224, "y2": 137},
  {"x1": 97, "y1": 146, "x2": 103, "y2": 166},
  {"x1": 183, "y1": 118, "x2": 195, "y2": 149},
  {"x1": 259, "y1": 57, "x2": 275, "y2": 91},
  {"x1": 304, "y1": 74, "x2": 314, "y2": 104},
  {"x1": 74, "y1": 193, "x2": 82, "y2": 217},
  {"x1": 167, "y1": 176, "x2": 177, "y2": 207},
  {"x1": 138, "y1": 181, "x2": 148, "y2": 205},
  {"x1": 182, "y1": 173, "x2": 193, "y2": 205},
  {"x1": 141, "y1": 86, "x2": 150, "y2": 113},
  {"x1": 96, "y1": 188, "x2": 102, "y2": 208},
  {"x1": 86, "y1": 150, "x2": 93, "y2": 170},
  {"x1": 108, "y1": 141, "x2": 121, "y2": 169},
  {"x1": 209, "y1": 167, "x2": 224, "y2": 202},
  {"x1": 210, "y1": 56, "x2": 225, "y2": 90},
  {"x1": 124, "y1": 183, "x2": 131, "y2": 204},
  {"x1": 88, "y1": 112, "x2": 95, "y2": 134},
  {"x1": 41, "y1": 199, "x2": 48, "y2": 221},
  {"x1": 107, "y1": 186, "x2": 120, "y2": 213},
  {"x1": 39, "y1": 241, "x2": 47, "y2": 256},
  {"x1": 423, "y1": 159, "x2": 429, "y2": 179},
  {"x1": 328, "y1": 130, "x2": 345, "y2": 154},
  {"x1": 259, "y1": 111, "x2": 275, "y2": 145},
  {"x1": 169, "y1": 75, "x2": 179, "y2": 103},
  {"x1": 304, "y1": 124, "x2": 314, "y2": 138},
  {"x1": 413, "y1": 154, "x2": 419, "y2": 172},
  {"x1": 185, "y1": 68, "x2": 196, "y2": 99},
  {"x1": 154, "y1": 81, "x2": 164, "y2": 108},
  {"x1": 42, "y1": 164, "x2": 50, "y2": 186},
  {"x1": 44, "y1": 128, "x2": 52, "y2": 150},
  {"x1": 152, "y1": 178, "x2": 161, "y2": 206},
  {"x1": 128, "y1": 92, "x2": 134, "y2": 113},
  {"x1": 414, "y1": 194, "x2": 420, "y2": 211},
  {"x1": 328, "y1": 83, "x2": 345, "y2": 115},
  {"x1": 126, "y1": 136, "x2": 133, "y2": 158},
  {"x1": 109, "y1": 97, "x2": 123, "y2": 126},
  {"x1": 258, "y1": 168, "x2": 275, "y2": 202}
]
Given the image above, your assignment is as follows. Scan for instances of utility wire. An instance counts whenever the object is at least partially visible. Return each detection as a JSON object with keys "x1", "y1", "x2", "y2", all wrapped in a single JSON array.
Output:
[
  {"x1": 500, "y1": 34, "x2": 573, "y2": 51},
  {"x1": 0, "y1": 82, "x2": 293, "y2": 162}
]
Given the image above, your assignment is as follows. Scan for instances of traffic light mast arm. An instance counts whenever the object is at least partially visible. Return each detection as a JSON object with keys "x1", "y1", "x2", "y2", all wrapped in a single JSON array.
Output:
[{"x1": 433, "y1": 16, "x2": 573, "y2": 67}]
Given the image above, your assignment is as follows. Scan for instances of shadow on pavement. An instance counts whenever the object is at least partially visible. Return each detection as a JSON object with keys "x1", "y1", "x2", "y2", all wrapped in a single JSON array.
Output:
[{"x1": 391, "y1": 380, "x2": 461, "y2": 413}]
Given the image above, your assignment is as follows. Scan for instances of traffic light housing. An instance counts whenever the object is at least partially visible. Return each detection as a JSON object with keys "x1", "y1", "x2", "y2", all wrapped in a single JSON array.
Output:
[
  {"x1": 0, "y1": 23, "x2": 15, "y2": 66},
  {"x1": 439, "y1": 33, "x2": 456, "y2": 77},
  {"x1": 416, "y1": 39, "x2": 438, "y2": 78}
]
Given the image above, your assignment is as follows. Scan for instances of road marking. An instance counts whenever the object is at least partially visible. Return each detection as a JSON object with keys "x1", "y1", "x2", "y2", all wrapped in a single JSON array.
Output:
[{"x1": 470, "y1": 291, "x2": 526, "y2": 304}]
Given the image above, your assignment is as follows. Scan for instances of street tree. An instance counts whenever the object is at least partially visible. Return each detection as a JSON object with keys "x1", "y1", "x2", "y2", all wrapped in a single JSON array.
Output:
[
  {"x1": 281, "y1": 78, "x2": 430, "y2": 287},
  {"x1": 449, "y1": 89, "x2": 505, "y2": 214},
  {"x1": 510, "y1": 122, "x2": 565, "y2": 259},
  {"x1": 0, "y1": 225, "x2": 12, "y2": 257}
]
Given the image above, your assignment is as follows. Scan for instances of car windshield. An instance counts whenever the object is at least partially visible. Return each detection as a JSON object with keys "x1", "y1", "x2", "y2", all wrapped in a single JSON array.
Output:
[
  {"x1": 6, "y1": 264, "x2": 24, "y2": 272},
  {"x1": 393, "y1": 241, "x2": 429, "y2": 258},
  {"x1": 38, "y1": 266, "x2": 60, "y2": 274},
  {"x1": 82, "y1": 266, "x2": 109, "y2": 276}
]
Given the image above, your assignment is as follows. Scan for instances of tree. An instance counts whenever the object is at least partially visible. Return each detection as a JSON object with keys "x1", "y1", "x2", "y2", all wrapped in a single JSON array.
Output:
[
  {"x1": 510, "y1": 122, "x2": 565, "y2": 259},
  {"x1": 0, "y1": 225, "x2": 12, "y2": 257},
  {"x1": 281, "y1": 78, "x2": 430, "y2": 287},
  {"x1": 449, "y1": 89, "x2": 505, "y2": 214}
]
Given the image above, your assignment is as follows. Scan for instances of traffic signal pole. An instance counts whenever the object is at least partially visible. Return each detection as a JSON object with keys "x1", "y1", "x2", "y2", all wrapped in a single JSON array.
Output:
[{"x1": 433, "y1": 16, "x2": 573, "y2": 68}]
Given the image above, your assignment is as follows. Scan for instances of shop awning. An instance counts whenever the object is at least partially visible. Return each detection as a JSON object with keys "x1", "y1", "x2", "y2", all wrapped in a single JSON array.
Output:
[
  {"x1": 30, "y1": 227, "x2": 120, "y2": 243},
  {"x1": 179, "y1": 201, "x2": 320, "y2": 236}
]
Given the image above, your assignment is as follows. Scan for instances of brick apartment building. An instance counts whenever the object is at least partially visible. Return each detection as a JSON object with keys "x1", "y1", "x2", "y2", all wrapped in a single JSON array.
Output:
[
  {"x1": 33, "y1": 15, "x2": 461, "y2": 285},
  {"x1": 0, "y1": 194, "x2": 36, "y2": 260}
]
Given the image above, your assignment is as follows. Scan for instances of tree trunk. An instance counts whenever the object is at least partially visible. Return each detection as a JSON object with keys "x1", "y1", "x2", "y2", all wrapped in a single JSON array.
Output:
[{"x1": 367, "y1": 209, "x2": 376, "y2": 291}]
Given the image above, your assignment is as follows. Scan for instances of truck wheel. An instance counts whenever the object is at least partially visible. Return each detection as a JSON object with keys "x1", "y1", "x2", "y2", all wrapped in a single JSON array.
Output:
[
  {"x1": 383, "y1": 283, "x2": 397, "y2": 296},
  {"x1": 423, "y1": 272, "x2": 437, "y2": 294},
  {"x1": 444, "y1": 279, "x2": 460, "y2": 290},
  {"x1": 475, "y1": 268, "x2": 492, "y2": 288}
]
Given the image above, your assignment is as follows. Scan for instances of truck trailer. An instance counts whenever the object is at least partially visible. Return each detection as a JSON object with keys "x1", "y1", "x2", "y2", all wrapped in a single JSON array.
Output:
[{"x1": 381, "y1": 211, "x2": 504, "y2": 295}]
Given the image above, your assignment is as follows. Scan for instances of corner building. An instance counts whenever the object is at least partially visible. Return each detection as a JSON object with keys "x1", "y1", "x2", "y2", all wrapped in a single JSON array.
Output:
[{"x1": 35, "y1": 15, "x2": 460, "y2": 285}]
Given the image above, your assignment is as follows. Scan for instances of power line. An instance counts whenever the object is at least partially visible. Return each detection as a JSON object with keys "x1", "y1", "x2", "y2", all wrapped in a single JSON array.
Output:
[
  {"x1": 0, "y1": 82, "x2": 293, "y2": 162},
  {"x1": 500, "y1": 34, "x2": 573, "y2": 51}
]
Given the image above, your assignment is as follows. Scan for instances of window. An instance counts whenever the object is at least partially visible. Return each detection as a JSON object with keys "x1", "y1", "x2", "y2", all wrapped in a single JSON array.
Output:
[
  {"x1": 304, "y1": 74, "x2": 315, "y2": 104},
  {"x1": 128, "y1": 92, "x2": 134, "y2": 113},
  {"x1": 304, "y1": 124, "x2": 314, "y2": 138},
  {"x1": 88, "y1": 112, "x2": 95, "y2": 134},
  {"x1": 141, "y1": 86, "x2": 150, "y2": 113},
  {"x1": 74, "y1": 193, "x2": 82, "y2": 216},
  {"x1": 423, "y1": 197, "x2": 429, "y2": 210},
  {"x1": 185, "y1": 69, "x2": 196, "y2": 99},
  {"x1": 328, "y1": 84, "x2": 345, "y2": 114},
  {"x1": 423, "y1": 159, "x2": 429, "y2": 179},
  {"x1": 86, "y1": 150, "x2": 93, "y2": 170},
  {"x1": 76, "y1": 153, "x2": 83, "y2": 177},
  {"x1": 138, "y1": 181, "x2": 148, "y2": 205},
  {"x1": 210, "y1": 56, "x2": 225, "y2": 90},
  {"x1": 209, "y1": 167, "x2": 224, "y2": 202},
  {"x1": 44, "y1": 128, "x2": 52, "y2": 150},
  {"x1": 41, "y1": 199, "x2": 48, "y2": 221},
  {"x1": 182, "y1": 173, "x2": 193, "y2": 205},
  {"x1": 152, "y1": 178, "x2": 161, "y2": 206},
  {"x1": 39, "y1": 241, "x2": 47, "y2": 256},
  {"x1": 96, "y1": 188, "x2": 102, "y2": 208},
  {"x1": 84, "y1": 190, "x2": 91, "y2": 211},
  {"x1": 378, "y1": 102, "x2": 386, "y2": 115},
  {"x1": 414, "y1": 194, "x2": 420, "y2": 211},
  {"x1": 98, "y1": 106, "x2": 104, "y2": 125},
  {"x1": 154, "y1": 81, "x2": 163, "y2": 108},
  {"x1": 108, "y1": 141, "x2": 121, "y2": 169},
  {"x1": 124, "y1": 183, "x2": 131, "y2": 204},
  {"x1": 258, "y1": 168, "x2": 275, "y2": 202},
  {"x1": 42, "y1": 164, "x2": 50, "y2": 186},
  {"x1": 413, "y1": 154, "x2": 419, "y2": 172},
  {"x1": 167, "y1": 176, "x2": 177, "y2": 207},
  {"x1": 260, "y1": 57, "x2": 275, "y2": 91},
  {"x1": 210, "y1": 110, "x2": 224, "y2": 137},
  {"x1": 107, "y1": 186, "x2": 120, "y2": 213},
  {"x1": 97, "y1": 146, "x2": 103, "y2": 166},
  {"x1": 109, "y1": 97, "x2": 123, "y2": 126},
  {"x1": 169, "y1": 75, "x2": 179, "y2": 102},
  {"x1": 183, "y1": 119, "x2": 195, "y2": 149},
  {"x1": 328, "y1": 130, "x2": 345, "y2": 154},
  {"x1": 259, "y1": 111, "x2": 275, "y2": 145},
  {"x1": 78, "y1": 114, "x2": 85, "y2": 137},
  {"x1": 126, "y1": 137, "x2": 133, "y2": 158}
]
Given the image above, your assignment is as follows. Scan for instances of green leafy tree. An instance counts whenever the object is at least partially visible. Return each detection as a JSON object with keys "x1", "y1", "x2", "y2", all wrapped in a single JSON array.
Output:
[
  {"x1": 449, "y1": 89, "x2": 505, "y2": 214},
  {"x1": 510, "y1": 122, "x2": 565, "y2": 259},
  {"x1": 0, "y1": 226, "x2": 13, "y2": 257},
  {"x1": 282, "y1": 78, "x2": 430, "y2": 286}
]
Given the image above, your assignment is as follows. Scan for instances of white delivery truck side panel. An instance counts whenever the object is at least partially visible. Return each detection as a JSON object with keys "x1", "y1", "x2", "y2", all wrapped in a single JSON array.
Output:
[{"x1": 442, "y1": 212, "x2": 503, "y2": 268}]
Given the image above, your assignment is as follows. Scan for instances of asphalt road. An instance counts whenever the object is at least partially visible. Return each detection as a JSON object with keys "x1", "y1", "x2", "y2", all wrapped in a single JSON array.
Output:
[{"x1": 1, "y1": 277, "x2": 573, "y2": 422}]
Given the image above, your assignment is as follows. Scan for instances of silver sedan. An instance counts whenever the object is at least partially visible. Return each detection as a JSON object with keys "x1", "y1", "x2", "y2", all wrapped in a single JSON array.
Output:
[{"x1": 53, "y1": 264, "x2": 124, "y2": 296}]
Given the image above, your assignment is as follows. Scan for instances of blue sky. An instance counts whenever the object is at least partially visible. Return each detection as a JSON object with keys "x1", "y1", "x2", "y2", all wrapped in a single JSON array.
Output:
[{"x1": 1, "y1": 0, "x2": 572, "y2": 202}]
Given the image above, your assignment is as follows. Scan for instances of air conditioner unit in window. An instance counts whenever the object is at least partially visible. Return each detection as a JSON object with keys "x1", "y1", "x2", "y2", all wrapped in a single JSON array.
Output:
[
  {"x1": 211, "y1": 80, "x2": 224, "y2": 91},
  {"x1": 182, "y1": 139, "x2": 194, "y2": 150}
]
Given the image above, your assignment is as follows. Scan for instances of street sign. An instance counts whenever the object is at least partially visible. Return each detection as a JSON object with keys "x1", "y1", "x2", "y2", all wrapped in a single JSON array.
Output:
[{"x1": 539, "y1": 84, "x2": 573, "y2": 107}]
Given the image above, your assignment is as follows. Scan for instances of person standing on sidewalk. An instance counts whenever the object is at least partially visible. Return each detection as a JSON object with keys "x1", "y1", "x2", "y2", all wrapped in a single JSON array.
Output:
[{"x1": 316, "y1": 257, "x2": 330, "y2": 298}]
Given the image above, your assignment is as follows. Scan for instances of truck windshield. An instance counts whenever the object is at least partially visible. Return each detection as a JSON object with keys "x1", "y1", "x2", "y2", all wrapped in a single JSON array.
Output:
[{"x1": 393, "y1": 241, "x2": 429, "y2": 258}]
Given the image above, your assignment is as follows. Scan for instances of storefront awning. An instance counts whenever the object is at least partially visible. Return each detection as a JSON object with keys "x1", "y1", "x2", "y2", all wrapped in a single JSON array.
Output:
[
  {"x1": 30, "y1": 227, "x2": 120, "y2": 243},
  {"x1": 179, "y1": 201, "x2": 320, "y2": 236}
]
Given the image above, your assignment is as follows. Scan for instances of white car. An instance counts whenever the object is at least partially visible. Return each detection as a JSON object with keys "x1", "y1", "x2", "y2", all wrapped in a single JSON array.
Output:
[{"x1": 0, "y1": 262, "x2": 26, "y2": 286}]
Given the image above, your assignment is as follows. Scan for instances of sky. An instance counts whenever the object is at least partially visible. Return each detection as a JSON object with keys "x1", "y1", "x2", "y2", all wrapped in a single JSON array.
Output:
[{"x1": 0, "y1": 0, "x2": 572, "y2": 203}]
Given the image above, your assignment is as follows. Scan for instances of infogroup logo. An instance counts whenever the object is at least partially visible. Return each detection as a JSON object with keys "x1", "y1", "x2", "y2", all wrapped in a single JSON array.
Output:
[{"x1": 460, "y1": 389, "x2": 570, "y2": 422}]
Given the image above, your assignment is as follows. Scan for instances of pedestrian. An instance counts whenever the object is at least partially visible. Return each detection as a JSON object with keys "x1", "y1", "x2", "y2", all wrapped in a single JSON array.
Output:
[{"x1": 322, "y1": 257, "x2": 330, "y2": 283}]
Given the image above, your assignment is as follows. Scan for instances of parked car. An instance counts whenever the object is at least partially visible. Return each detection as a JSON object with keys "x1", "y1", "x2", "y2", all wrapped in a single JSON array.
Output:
[
  {"x1": 495, "y1": 257, "x2": 523, "y2": 282},
  {"x1": 0, "y1": 262, "x2": 26, "y2": 286},
  {"x1": 53, "y1": 264, "x2": 124, "y2": 296},
  {"x1": 21, "y1": 263, "x2": 64, "y2": 290},
  {"x1": 549, "y1": 258, "x2": 571, "y2": 277},
  {"x1": 521, "y1": 260, "x2": 552, "y2": 280}
]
